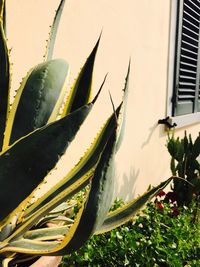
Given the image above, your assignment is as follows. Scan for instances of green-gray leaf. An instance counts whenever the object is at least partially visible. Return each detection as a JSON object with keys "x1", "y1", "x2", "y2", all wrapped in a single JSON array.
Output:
[
  {"x1": 45, "y1": 0, "x2": 66, "y2": 61},
  {"x1": 62, "y1": 35, "x2": 101, "y2": 116},
  {"x1": 5, "y1": 59, "x2": 69, "y2": 147},
  {"x1": 0, "y1": 103, "x2": 92, "y2": 222},
  {"x1": 0, "y1": 20, "x2": 10, "y2": 151}
]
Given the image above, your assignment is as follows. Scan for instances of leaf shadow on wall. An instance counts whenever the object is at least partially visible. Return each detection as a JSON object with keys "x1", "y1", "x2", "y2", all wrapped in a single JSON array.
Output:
[
  {"x1": 114, "y1": 166, "x2": 139, "y2": 201},
  {"x1": 141, "y1": 122, "x2": 158, "y2": 149}
]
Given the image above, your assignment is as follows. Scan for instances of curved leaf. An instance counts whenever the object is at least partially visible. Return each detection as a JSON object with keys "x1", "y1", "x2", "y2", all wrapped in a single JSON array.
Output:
[
  {"x1": 0, "y1": 223, "x2": 12, "y2": 241},
  {"x1": 95, "y1": 177, "x2": 173, "y2": 234},
  {"x1": 0, "y1": 103, "x2": 92, "y2": 224},
  {"x1": 62, "y1": 35, "x2": 101, "y2": 116},
  {"x1": 56, "y1": 131, "x2": 117, "y2": 255},
  {"x1": 36, "y1": 215, "x2": 73, "y2": 228},
  {"x1": 2, "y1": 257, "x2": 14, "y2": 267},
  {"x1": 0, "y1": 0, "x2": 6, "y2": 32},
  {"x1": 2, "y1": 97, "x2": 122, "y2": 244},
  {"x1": 0, "y1": 20, "x2": 10, "y2": 151},
  {"x1": 2, "y1": 107, "x2": 119, "y2": 242},
  {"x1": 24, "y1": 101, "x2": 121, "y2": 220},
  {"x1": 3, "y1": 171, "x2": 90, "y2": 243},
  {"x1": 0, "y1": 239, "x2": 60, "y2": 254},
  {"x1": 44, "y1": 0, "x2": 66, "y2": 61},
  {"x1": 3, "y1": 59, "x2": 70, "y2": 148},
  {"x1": 3, "y1": 100, "x2": 117, "y2": 240},
  {"x1": 23, "y1": 225, "x2": 69, "y2": 241},
  {"x1": 0, "y1": 0, "x2": 4, "y2": 18},
  {"x1": 116, "y1": 60, "x2": 130, "y2": 151},
  {"x1": 0, "y1": 125, "x2": 117, "y2": 256}
]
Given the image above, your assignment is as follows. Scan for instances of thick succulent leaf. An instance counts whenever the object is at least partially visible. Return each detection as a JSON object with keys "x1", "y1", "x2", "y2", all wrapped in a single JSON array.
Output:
[
  {"x1": 0, "y1": 0, "x2": 6, "y2": 33},
  {"x1": 3, "y1": 172, "x2": 90, "y2": 244},
  {"x1": 1, "y1": 96, "x2": 121, "y2": 243},
  {"x1": 3, "y1": 59, "x2": 69, "y2": 148},
  {"x1": 0, "y1": 125, "x2": 117, "y2": 256},
  {"x1": 0, "y1": 0, "x2": 4, "y2": 17},
  {"x1": 3, "y1": 103, "x2": 117, "y2": 240},
  {"x1": 0, "y1": 84, "x2": 104, "y2": 233},
  {"x1": 44, "y1": 0, "x2": 66, "y2": 61},
  {"x1": 2, "y1": 257, "x2": 14, "y2": 267},
  {"x1": 48, "y1": 202, "x2": 75, "y2": 215},
  {"x1": 95, "y1": 177, "x2": 173, "y2": 234},
  {"x1": 23, "y1": 225, "x2": 69, "y2": 241},
  {"x1": 62, "y1": 36, "x2": 101, "y2": 116},
  {"x1": 0, "y1": 103, "x2": 92, "y2": 224},
  {"x1": 56, "y1": 131, "x2": 117, "y2": 255},
  {"x1": 24, "y1": 100, "x2": 120, "y2": 220},
  {"x1": 116, "y1": 60, "x2": 130, "y2": 151},
  {"x1": 3, "y1": 255, "x2": 39, "y2": 267},
  {"x1": 3, "y1": 107, "x2": 118, "y2": 241},
  {"x1": 0, "y1": 239, "x2": 60, "y2": 254},
  {"x1": 0, "y1": 223, "x2": 12, "y2": 241},
  {"x1": 0, "y1": 20, "x2": 10, "y2": 151},
  {"x1": 36, "y1": 215, "x2": 73, "y2": 228}
]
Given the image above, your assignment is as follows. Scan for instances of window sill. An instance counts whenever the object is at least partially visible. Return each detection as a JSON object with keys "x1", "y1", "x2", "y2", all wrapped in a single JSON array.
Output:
[{"x1": 169, "y1": 113, "x2": 200, "y2": 129}]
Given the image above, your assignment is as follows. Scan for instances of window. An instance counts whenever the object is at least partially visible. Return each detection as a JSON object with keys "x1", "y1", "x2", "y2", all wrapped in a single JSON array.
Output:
[{"x1": 172, "y1": 0, "x2": 200, "y2": 117}]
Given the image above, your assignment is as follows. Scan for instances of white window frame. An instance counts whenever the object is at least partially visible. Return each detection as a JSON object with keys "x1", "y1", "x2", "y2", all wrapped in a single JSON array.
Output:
[{"x1": 167, "y1": 0, "x2": 200, "y2": 128}]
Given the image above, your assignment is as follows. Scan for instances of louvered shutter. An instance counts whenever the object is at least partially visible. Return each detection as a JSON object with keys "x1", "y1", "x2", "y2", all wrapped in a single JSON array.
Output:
[{"x1": 173, "y1": 0, "x2": 200, "y2": 116}]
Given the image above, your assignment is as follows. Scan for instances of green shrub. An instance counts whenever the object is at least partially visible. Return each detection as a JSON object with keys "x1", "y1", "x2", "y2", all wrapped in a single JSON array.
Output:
[
  {"x1": 167, "y1": 131, "x2": 200, "y2": 206},
  {"x1": 62, "y1": 198, "x2": 200, "y2": 267}
]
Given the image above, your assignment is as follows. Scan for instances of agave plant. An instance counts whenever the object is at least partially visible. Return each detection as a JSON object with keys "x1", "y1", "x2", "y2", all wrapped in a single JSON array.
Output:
[{"x1": 0, "y1": 0, "x2": 173, "y2": 266}]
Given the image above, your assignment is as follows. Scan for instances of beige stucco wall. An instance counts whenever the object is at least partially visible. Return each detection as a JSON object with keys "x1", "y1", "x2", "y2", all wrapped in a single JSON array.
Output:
[{"x1": 6, "y1": 0, "x2": 200, "y2": 200}]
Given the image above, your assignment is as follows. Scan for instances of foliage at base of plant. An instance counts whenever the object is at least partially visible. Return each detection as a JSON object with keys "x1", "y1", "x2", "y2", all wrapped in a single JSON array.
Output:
[{"x1": 61, "y1": 200, "x2": 200, "y2": 267}]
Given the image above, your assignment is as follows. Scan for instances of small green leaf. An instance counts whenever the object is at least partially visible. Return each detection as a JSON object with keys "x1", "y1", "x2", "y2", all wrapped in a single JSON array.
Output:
[
  {"x1": 170, "y1": 158, "x2": 176, "y2": 176},
  {"x1": 167, "y1": 137, "x2": 177, "y2": 158},
  {"x1": 193, "y1": 134, "x2": 200, "y2": 158}
]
